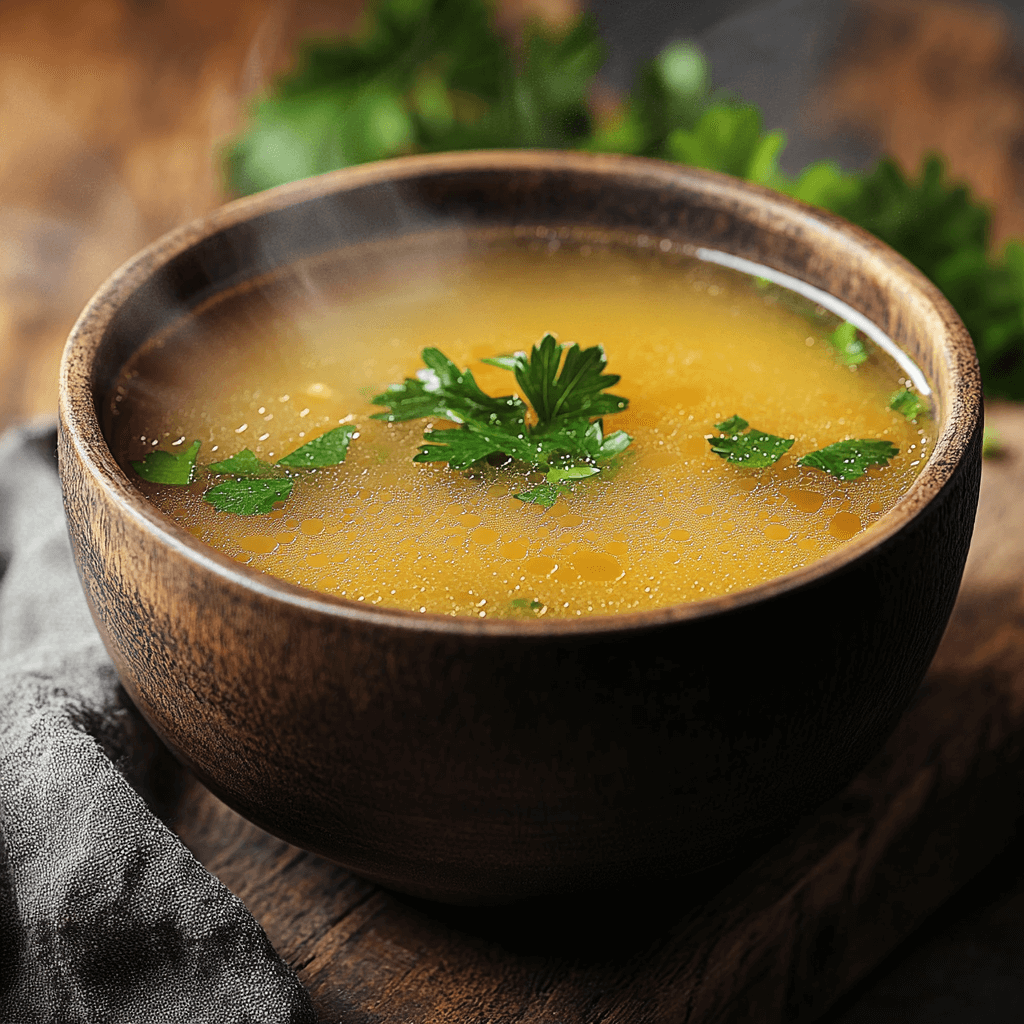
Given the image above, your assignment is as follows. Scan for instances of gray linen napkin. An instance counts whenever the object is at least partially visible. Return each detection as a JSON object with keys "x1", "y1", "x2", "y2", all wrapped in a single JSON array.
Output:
[{"x1": 0, "y1": 422, "x2": 316, "y2": 1024}]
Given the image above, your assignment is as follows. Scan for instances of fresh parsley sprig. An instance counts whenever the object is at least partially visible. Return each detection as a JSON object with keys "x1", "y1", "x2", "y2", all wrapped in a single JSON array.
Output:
[
  {"x1": 372, "y1": 336, "x2": 633, "y2": 502},
  {"x1": 225, "y1": 0, "x2": 602, "y2": 194},
  {"x1": 482, "y1": 333, "x2": 627, "y2": 425},
  {"x1": 371, "y1": 347, "x2": 525, "y2": 428}
]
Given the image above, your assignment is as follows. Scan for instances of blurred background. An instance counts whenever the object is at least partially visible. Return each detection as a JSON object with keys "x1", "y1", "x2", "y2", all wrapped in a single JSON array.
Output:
[{"x1": 5, "y1": 0, "x2": 1024, "y2": 432}]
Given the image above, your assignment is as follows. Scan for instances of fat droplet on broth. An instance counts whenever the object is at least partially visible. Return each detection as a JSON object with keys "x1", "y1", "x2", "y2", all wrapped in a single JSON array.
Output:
[
  {"x1": 828, "y1": 512, "x2": 863, "y2": 540},
  {"x1": 786, "y1": 488, "x2": 826, "y2": 514},
  {"x1": 113, "y1": 240, "x2": 930, "y2": 618}
]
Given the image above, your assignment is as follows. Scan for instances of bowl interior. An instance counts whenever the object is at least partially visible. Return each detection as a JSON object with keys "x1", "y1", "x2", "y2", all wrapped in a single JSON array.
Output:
[{"x1": 62, "y1": 151, "x2": 980, "y2": 633}]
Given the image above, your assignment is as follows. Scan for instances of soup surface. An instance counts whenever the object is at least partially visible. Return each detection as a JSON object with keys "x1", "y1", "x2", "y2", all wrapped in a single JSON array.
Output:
[{"x1": 110, "y1": 232, "x2": 932, "y2": 618}]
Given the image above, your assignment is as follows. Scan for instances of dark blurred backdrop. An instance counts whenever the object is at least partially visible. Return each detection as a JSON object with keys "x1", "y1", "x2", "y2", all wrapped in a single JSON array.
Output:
[{"x1": 4, "y1": 0, "x2": 1024, "y2": 430}]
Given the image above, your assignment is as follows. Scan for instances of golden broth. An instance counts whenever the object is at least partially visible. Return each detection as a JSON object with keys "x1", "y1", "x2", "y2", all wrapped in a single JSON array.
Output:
[{"x1": 110, "y1": 234, "x2": 932, "y2": 618}]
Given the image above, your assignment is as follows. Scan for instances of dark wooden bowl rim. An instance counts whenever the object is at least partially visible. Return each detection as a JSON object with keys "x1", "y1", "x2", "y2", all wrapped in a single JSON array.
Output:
[{"x1": 59, "y1": 150, "x2": 981, "y2": 638}]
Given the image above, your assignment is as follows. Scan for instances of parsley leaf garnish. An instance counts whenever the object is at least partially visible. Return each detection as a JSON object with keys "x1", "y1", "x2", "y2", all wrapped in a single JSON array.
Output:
[
  {"x1": 372, "y1": 348, "x2": 524, "y2": 427},
  {"x1": 277, "y1": 425, "x2": 358, "y2": 467},
  {"x1": 798, "y1": 439, "x2": 899, "y2": 481},
  {"x1": 377, "y1": 339, "x2": 633, "y2": 486},
  {"x1": 204, "y1": 478, "x2": 295, "y2": 515},
  {"x1": 207, "y1": 448, "x2": 279, "y2": 477},
  {"x1": 131, "y1": 440, "x2": 201, "y2": 484},
  {"x1": 482, "y1": 333, "x2": 627, "y2": 424},
  {"x1": 513, "y1": 465, "x2": 601, "y2": 509},
  {"x1": 708, "y1": 415, "x2": 794, "y2": 468},
  {"x1": 828, "y1": 322, "x2": 869, "y2": 366},
  {"x1": 889, "y1": 388, "x2": 929, "y2": 421},
  {"x1": 514, "y1": 482, "x2": 569, "y2": 508}
]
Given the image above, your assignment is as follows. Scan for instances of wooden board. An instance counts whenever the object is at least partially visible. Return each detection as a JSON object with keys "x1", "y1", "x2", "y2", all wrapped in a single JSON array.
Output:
[{"x1": 171, "y1": 402, "x2": 1024, "y2": 1023}]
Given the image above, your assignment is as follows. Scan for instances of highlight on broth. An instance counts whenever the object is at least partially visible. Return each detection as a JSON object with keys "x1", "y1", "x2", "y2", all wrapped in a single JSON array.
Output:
[{"x1": 109, "y1": 231, "x2": 933, "y2": 619}]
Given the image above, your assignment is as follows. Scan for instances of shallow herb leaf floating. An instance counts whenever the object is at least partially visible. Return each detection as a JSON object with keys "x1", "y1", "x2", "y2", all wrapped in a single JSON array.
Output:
[
  {"x1": 131, "y1": 440, "x2": 200, "y2": 484},
  {"x1": 798, "y1": 439, "x2": 900, "y2": 482},
  {"x1": 205, "y1": 478, "x2": 294, "y2": 516},
  {"x1": 707, "y1": 416, "x2": 794, "y2": 468},
  {"x1": 225, "y1": 0, "x2": 1024, "y2": 401}
]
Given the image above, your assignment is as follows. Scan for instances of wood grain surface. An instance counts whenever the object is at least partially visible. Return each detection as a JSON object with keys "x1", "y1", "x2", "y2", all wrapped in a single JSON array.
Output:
[{"x1": 169, "y1": 400, "x2": 1024, "y2": 1023}]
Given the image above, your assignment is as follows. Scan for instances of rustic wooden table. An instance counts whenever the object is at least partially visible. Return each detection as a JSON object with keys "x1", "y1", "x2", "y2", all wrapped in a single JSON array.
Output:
[{"x1": 5, "y1": 0, "x2": 1024, "y2": 1018}]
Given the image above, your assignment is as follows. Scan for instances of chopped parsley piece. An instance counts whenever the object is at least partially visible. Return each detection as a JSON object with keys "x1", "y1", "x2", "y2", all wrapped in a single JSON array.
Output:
[
  {"x1": 545, "y1": 465, "x2": 601, "y2": 483},
  {"x1": 708, "y1": 416, "x2": 794, "y2": 468},
  {"x1": 510, "y1": 598, "x2": 545, "y2": 612},
  {"x1": 889, "y1": 388, "x2": 929, "y2": 421},
  {"x1": 714, "y1": 414, "x2": 748, "y2": 434},
  {"x1": 798, "y1": 439, "x2": 899, "y2": 481},
  {"x1": 371, "y1": 348, "x2": 524, "y2": 427},
  {"x1": 514, "y1": 482, "x2": 570, "y2": 508},
  {"x1": 207, "y1": 448, "x2": 279, "y2": 477},
  {"x1": 277, "y1": 425, "x2": 358, "y2": 467},
  {"x1": 130, "y1": 440, "x2": 200, "y2": 485},
  {"x1": 513, "y1": 464, "x2": 602, "y2": 508},
  {"x1": 204, "y1": 478, "x2": 294, "y2": 515},
  {"x1": 828, "y1": 322, "x2": 870, "y2": 366}
]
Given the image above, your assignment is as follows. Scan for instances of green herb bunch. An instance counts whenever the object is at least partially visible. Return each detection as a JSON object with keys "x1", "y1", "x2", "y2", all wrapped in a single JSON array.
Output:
[
  {"x1": 371, "y1": 335, "x2": 633, "y2": 507},
  {"x1": 225, "y1": 0, "x2": 602, "y2": 191},
  {"x1": 225, "y1": 0, "x2": 1024, "y2": 401}
]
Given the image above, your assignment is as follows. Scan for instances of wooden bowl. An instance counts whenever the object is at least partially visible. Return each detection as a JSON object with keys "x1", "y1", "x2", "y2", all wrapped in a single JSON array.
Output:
[{"x1": 58, "y1": 151, "x2": 982, "y2": 904}]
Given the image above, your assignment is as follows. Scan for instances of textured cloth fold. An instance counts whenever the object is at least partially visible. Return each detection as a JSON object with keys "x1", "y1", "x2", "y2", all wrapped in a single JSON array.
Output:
[{"x1": 0, "y1": 423, "x2": 316, "y2": 1024}]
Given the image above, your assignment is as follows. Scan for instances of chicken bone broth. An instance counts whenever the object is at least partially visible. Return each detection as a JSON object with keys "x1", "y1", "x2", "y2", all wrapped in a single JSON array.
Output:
[{"x1": 109, "y1": 232, "x2": 932, "y2": 619}]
